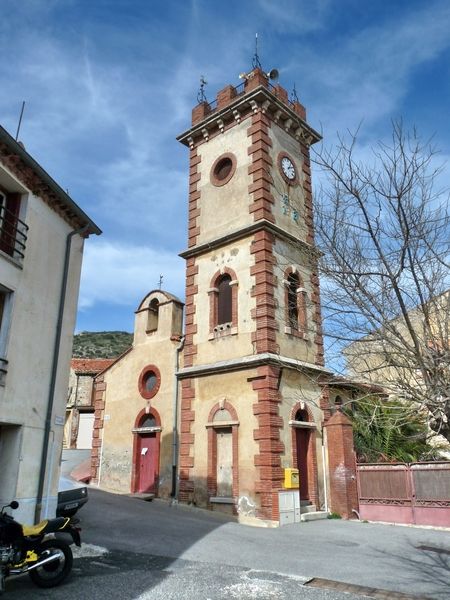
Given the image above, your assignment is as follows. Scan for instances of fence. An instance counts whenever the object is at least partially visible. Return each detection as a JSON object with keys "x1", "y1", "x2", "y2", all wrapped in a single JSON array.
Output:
[{"x1": 356, "y1": 462, "x2": 450, "y2": 527}]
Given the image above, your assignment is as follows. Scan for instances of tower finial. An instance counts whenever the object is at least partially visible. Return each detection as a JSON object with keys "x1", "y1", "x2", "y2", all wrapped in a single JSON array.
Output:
[
  {"x1": 159, "y1": 274, "x2": 163, "y2": 290},
  {"x1": 252, "y1": 33, "x2": 262, "y2": 69},
  {"x1": 290, "y1": 83, "x2": 299, "y2": 104},
  {"x1": 197, "y1": 75, "x2": 208, "y2": 104}
]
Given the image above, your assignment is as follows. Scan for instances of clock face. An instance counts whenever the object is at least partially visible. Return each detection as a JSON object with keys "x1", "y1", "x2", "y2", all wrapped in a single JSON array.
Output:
[{"x1": 281, "y1": 156, "x2": 296, "y2": 181}]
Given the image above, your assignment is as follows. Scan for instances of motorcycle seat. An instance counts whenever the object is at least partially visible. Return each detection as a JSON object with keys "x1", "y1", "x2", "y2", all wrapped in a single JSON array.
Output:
[{"x1": 22, "y1": 517, "x2": 70, "y2": 537}]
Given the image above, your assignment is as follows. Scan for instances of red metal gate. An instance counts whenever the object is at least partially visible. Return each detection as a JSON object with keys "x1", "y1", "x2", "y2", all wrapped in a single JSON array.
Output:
[{"x1": 356, "y1": 462, "x2": 450, "y2": 527}]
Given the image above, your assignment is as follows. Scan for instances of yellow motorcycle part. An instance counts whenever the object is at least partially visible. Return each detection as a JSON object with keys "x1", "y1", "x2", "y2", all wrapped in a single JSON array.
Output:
[
  {"x1": 12, "y1": 550, "x2": 38, "y2": 568},
  {"x1": 22, "y1": 520, "x2": 49, "y2": 536}
]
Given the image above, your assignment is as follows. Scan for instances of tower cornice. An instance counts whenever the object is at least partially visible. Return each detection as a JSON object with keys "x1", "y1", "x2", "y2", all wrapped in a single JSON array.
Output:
[
  {"x1": 179, "y1": 219, "x2": 322, "y2": 260},
  {"x1": 177, "y1": 85, "x2": 322, "y2": 150}
]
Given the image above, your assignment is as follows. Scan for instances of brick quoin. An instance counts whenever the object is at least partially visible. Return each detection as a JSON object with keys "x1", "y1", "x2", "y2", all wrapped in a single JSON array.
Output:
[
  {"x1": 90, "y1": 375, "x2": 107, "y2": 483},
  {"x1": 251, "y1": 365, "x2": 284, "y2": 520},
  {"x1": 178, "y1": 378, "x2": 196, "y2": 502},
  {"x1": 324, "y1": 411, "x2": 358, "y2": 519}
]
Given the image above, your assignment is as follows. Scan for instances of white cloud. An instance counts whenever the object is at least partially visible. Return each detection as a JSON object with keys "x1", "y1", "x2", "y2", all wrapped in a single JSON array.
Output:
[{"x1": 78, "y1": 239, "x2": 185, "y2": 311}]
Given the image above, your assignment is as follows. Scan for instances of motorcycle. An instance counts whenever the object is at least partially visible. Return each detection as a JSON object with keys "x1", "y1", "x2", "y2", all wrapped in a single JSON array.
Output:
[{"x1": 0, "y1": 500, "x2": 81, "y2": 593}]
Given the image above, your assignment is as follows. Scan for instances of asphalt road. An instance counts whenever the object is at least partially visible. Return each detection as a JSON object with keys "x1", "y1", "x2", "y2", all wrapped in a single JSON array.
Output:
[{"x1": 4, "y1": 486, "x2": 449, "y2": 599}]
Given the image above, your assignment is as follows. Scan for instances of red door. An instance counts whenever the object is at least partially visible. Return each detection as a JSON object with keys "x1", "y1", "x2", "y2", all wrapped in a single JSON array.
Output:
[
  {"x1": 138, "y1": 433, "x2": 158, "y2": 493},
  {"x1": 296, "y1": 428, "x2": 310, "y2": 502}
]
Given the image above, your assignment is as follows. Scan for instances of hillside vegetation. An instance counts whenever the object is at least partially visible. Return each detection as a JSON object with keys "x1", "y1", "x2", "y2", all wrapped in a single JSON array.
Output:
[{"x1": 72, "y1": 331, "x2": 133, "y2": 358}]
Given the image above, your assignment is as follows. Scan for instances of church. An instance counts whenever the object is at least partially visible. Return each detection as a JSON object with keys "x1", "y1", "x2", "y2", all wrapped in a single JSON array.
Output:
[{"x1": 90, "y1": 67, "x2": 358, "y2": 524}]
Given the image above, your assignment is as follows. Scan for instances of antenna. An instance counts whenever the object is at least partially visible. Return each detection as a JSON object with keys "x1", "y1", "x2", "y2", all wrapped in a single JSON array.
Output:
[
  {"x1": 290, "y1": 83, "x2": 299, "y2": 104},
  {"x1": 252, "y1": 33, "x2": 262, "y2": 69},
  {"x1": 159, "y1": 274, "x2": 163, "y2": 290},
  {"x1": 15, "y1": 101, "x2": 26, "y2": 141},
  {"x1": 197, "y1": 75, "x2": 208, "y2": 104}
]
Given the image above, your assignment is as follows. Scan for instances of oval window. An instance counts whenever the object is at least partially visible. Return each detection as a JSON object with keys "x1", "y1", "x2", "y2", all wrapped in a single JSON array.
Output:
[
  {"x1": 210, "y1": 153, "x2": 236, "y2": 187},
  {"x1": 138, "y1": 365, "x2": 161, "y2": 399}
]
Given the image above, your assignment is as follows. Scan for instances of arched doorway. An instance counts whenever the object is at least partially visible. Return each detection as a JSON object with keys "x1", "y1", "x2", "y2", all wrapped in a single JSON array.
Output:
[
  {"x1": 132, "y1": 410, "x2": 161, "y2": 494},
  {"x1": 291, "y1": 408, "x2": 317, "y2": 505}
]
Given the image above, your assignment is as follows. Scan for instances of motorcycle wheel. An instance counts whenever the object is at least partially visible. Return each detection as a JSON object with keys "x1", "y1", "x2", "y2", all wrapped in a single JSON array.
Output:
[{"x1": 28, "y1": 540, "x2": 73, "y2": 588}]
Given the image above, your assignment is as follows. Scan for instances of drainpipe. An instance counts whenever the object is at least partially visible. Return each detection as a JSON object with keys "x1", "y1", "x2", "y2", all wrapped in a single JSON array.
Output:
[
  {"x1": 34, "y1": 225, "x2": 90, "y2": 523},
  {"x1": 321, "y1": 432, "x2": 329, "y2": 512},
  {"x1": 171, "y1": 335, "x2": 185, "y2": 501}
]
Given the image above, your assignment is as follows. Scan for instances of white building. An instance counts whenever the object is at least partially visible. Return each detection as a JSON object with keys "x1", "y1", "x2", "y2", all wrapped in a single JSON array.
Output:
[{"x1": 0, "y1": 126, "x2": 100, "y2": 524}]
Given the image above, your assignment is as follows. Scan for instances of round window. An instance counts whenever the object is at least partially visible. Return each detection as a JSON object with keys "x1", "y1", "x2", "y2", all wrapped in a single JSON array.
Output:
[
  {"x1": 215, "y1": 157, "x2": 232, "y2": 181},
  {"x1": 138, "y1": 365, "x2": 161, "y2": 399},
  {"x1": 210, "y1": 153, "x2": 237, "y2": 187},
  {"x1": 144, "y1": 371, "x2": 157, "y2": 393}
]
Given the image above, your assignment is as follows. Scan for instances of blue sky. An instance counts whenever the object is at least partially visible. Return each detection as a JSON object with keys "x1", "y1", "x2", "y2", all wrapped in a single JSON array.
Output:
[{"x1": 1, "y1": 0, "x2": 449, "y2": 334}]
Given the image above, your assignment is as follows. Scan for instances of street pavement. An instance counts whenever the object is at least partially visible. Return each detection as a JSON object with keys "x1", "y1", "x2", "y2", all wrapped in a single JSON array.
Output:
[{"x1": 4, "y1": 484, "x2": 449, "y2": 599}]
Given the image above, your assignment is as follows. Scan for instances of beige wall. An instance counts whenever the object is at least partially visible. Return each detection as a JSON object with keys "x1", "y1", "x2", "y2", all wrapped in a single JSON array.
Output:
[
  {"x1": 0, "y1": 173, "x2": 85, "y2": 523},
  {"x1": 193, "y1": 239, "x2": 256, "y2": 364},
  {"x1": 269, "y1": 123, "x2": 308, "y2": 242},
  {"x1": 99, "y1": 297, "x2": 182, "y2": 497},
  {"x1": 189, "y1": 368, "x2": 260, "y2": 507},
  {"x1": 196, "y1": 121, "x2": 253, "y2": 245}
]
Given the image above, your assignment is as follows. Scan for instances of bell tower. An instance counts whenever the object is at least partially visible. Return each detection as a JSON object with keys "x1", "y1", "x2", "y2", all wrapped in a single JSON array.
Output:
[{"x1": 177, "y1": 68, "x2": 328, "y2": 521}]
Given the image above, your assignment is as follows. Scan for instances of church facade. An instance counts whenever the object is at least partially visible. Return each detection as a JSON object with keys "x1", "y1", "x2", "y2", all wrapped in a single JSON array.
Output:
[{"x1": 91, "y1": 69, "x2": 358, "y2": 523}]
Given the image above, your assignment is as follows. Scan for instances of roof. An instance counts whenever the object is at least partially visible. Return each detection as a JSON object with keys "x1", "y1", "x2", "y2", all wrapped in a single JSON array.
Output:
[
  {"x1": 71, "y1": 358, "x2": 115, "y2": 374},
  {"x1": 136, "y1": 289, "x2": 184, "y2": 312},
  {"x1": 0, "y1": 125, "x2": 101, "y2": 236}
]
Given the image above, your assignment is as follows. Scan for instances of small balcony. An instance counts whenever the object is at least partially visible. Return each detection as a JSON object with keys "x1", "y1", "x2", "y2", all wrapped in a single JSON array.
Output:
[
  {"x1": 0, "y1": 357, "x2": 8, "y2": 386},
  {"x1": 0, "y1": 204, "x2": 28, "y2": 263}
]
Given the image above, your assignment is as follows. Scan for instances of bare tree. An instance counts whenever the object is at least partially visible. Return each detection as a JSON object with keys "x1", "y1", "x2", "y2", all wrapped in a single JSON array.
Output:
[{"x1": 311, "y1": 122, "x2": 450, "y2": 442}]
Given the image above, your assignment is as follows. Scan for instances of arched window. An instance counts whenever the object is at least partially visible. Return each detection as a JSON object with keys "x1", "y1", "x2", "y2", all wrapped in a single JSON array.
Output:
[
  {"x1": 287, "y1": 273, "x2": 300, "y2": 329},
  {"x1": 208, "y1": 269, "x2": 238, "y2": 338},
  {"x1": 147, "y1": 298, "x2": 159, "y2": 332},
  {"x1": 284, "y1": 269, "x2": 307, "y2": 336},
  {"x1": 140, "y1": 414, "x2": 156, "y2": 428},
  {"x1": 217, "y1": 274, "x2": 232, "y2": 325}
]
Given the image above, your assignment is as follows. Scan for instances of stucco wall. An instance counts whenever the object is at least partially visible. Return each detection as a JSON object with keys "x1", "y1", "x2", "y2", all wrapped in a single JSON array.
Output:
[
  {"x1": 269, "y1": 123, "x2": 308, "y2": 242},
  {"x1": 196, "y1": 121, "x2": 253, "y2": 245},
  {"x1": 193, "y1": 239, "x2": 256, "y2": 364},
  {"x1": 0, "y1": 180, "x2": 84, "y2": 523},
  {"x1": 189, "y1": 368, "x2": 260, "y2": 508},
  {"x1": 99, "y1": 299, "x2": 182, "y2": 497}
]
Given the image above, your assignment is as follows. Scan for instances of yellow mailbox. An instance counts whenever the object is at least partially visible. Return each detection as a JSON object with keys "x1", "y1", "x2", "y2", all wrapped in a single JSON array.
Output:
[{"x1": 284, "y1": 468, "x2": 299, "y2": 488}]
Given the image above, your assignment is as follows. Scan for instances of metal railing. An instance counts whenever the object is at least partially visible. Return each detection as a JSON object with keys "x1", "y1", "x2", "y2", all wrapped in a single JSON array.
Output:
[
  {"x1": 0, "y1": 204, "x2": 28, "y2": 262},
  {"x1": 0, "y1": 357, "x2": 8, "y2": 385}
]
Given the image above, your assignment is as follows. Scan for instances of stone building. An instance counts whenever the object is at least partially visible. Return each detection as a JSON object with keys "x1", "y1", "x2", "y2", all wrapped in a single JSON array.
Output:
[
  {"x1": 92, "y1": 68, "x2": 358, "y2": 523},
  {"x1": 0, "y1": 125, "x2": 100, "y2": 523},
  {"x1": 64, "y1": 358, "x2": 114, "y2": 449}
]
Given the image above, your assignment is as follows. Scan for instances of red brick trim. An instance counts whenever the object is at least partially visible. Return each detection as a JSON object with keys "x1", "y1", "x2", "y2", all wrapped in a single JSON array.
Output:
[
  {"x1": 208, "y1": 267, "x2": 238, "y2": 334},
  {"x1": 210, "y1": 152, "x2": 237, "y2": 187},
  {"x1": 289, "y1": 402, "x2": 319, "y2": 507},
  {"x1": 324, "y1": 411, "x2": 358, "y2": 519},
  {"x1": 247, "y1": 112, "x2": 275, "y2": 224},
  {"x1": 90, "y1": 375, "x2": 107, "y2": 483},
  {"x1": 138, "y1": 364, "x2": 161, "y2": 399},
  {"x1": 250, "y1": 230, "x2": 278, "y2": 354},
  {"x1": 206, "y1": 401, "x2": 239, "y2": 507},
  {"x1": 130, "y1": 407, "x2": 162, "y2": 494},
  {"x1": 251, "y1": 365, "x2": 284, "y2": 520},
  {"x1": 183, "y1": 257, "x2": 199, "y2": 368},
  {"x1": 188, "y1": 148, "x2": 201, "y2": 248},
  {"x1": 310, "y1": 268, "x2": 325, "y2": 366},
  {"x1": 178, "y1": 378, "x2": 196, "y2": 502},
  {"x1": 277, "y1": 151, "x2": 299, "y2": 187}
]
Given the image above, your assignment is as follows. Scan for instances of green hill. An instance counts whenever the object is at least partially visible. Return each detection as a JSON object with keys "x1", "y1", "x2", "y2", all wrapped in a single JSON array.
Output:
[{"x1": 72, "y1": 331, "x2": 133, "y2": 358}]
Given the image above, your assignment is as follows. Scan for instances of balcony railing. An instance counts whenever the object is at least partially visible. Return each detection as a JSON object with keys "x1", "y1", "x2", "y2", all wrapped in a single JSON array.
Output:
[
  {"x1": 0, "y1": 357, "x2": 8, "y2": 385},
  {"x1": 0, "y1": 204, "x2": 28, "y2": 262}
]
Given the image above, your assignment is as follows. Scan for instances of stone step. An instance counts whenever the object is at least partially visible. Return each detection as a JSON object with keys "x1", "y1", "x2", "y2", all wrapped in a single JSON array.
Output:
[
  {"x1": 129, "y1": 493, "x2": 155, "y2": 502},
  {"x1": 300, "y1": 504, "x2": 317, "y2": 514},
  {"x1": 300, "y1": 511, "x2": 329, "y2": 522}
]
